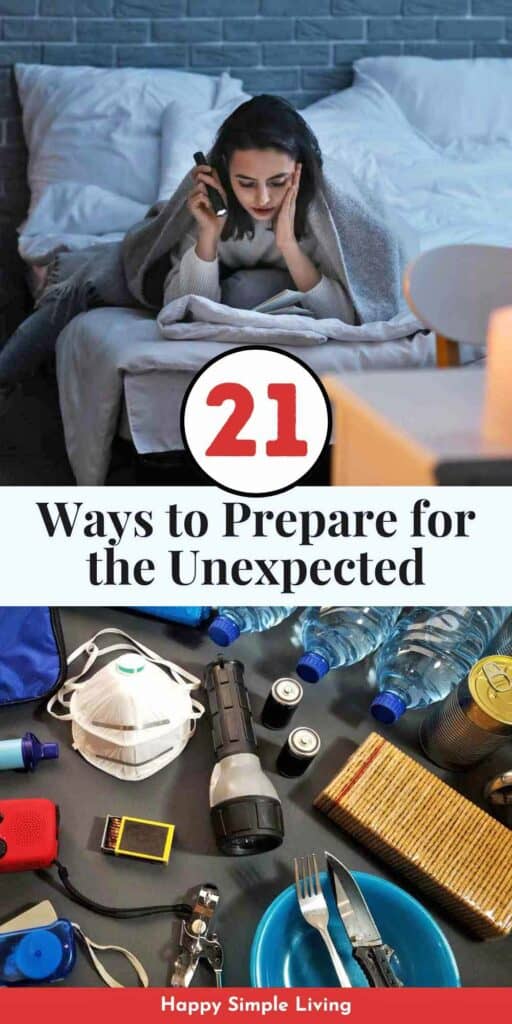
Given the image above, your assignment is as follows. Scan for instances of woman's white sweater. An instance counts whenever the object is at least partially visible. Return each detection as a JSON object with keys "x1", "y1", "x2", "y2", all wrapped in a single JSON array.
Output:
[{"x1": 163, "y1": 219, "x2": 355, "y2": 322}]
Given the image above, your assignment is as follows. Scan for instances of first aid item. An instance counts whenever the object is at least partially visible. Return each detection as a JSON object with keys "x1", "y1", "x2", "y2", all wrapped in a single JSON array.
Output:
[
  {"x1": 261, "y1": 678, "x2": 303, "y2": 730},
  {"x1": 371, "y1": 607, "x2": 509, "y2": 724},
  {"x1": 171, "y1": 884, "x2": 223, "y2": 987},
  {"x1": 0, "y1": 732, "x2": 59, "y2": 772},
  {"x1": 131, "y1": 607, "x2": 211, "y2": 626},
  {"x1": 47, "y1": 628, "x2": 204, "y2": 781},
  {"x1": 0, "y1": 798, "x2": 59, "y2": 872},
  {"x1": 101, "y1": 814, "x2": 175, "y2": 864},
  {"x1": 0, "y1": 919, "x2": 76, "y2": 985},
  {"x1": 419, "y1": 656, "x2": 512, "y2": 770},
  {"x1": 296, "y1": 607, "x2": 401, "y2": 683},
  {"x1": 276, "y1": 726, "x2": 320, "y2": 777},
  {"x1": 0, "y1": 607, "x2": 65, "y2": 706},
  {"x1": 315, "y1": 733, "x2": 512, "y2": 939},
  {"x1": 204, "y1": 656, "x2": 284, "y2": 856},
  {"x1": 208, "y1": 607, "x2": 296, "y2": 647}
]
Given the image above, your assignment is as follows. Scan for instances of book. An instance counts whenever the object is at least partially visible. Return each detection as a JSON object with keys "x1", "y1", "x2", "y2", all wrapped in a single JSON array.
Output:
[{"x1": 253, "y1": 288, "x2": 308, "y2": 315}]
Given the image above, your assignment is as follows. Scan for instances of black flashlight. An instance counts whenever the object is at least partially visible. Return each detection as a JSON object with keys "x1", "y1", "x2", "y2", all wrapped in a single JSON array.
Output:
[{"x1": 204, "y1": 656, "x2": 284, "y2": 856}]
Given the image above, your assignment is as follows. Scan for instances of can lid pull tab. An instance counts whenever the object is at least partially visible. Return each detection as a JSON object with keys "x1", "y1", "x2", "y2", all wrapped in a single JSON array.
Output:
[{"x1": 482, "y1": 660, "x2": 512, "y2": 694}]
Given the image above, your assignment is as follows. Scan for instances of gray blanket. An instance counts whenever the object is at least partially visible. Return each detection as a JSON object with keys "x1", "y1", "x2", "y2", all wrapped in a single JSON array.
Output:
[
  {"x1": 43, "y1": 157, "x2": 419, "y2": 334},
  {"x1": 157, "y1": 294, "x2": 422, "y2": 347},
  {"x1": 123, "y1": 157, "x2": 417, "y2": 325}
]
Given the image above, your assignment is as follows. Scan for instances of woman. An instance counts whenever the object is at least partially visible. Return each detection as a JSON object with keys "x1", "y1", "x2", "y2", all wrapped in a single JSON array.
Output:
[
  {"x1": 1, "y1": 92, "x2": 406, "y2": 404},
  {"x1": 163, "y1": 95, "x2": 355, "y2": 322}
]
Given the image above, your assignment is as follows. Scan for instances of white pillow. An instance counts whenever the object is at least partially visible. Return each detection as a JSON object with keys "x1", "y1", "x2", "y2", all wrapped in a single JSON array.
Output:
[
  {"x1": 355, "y1": 57, "x2": 512, "y2": 148},
  {"x1": 15, "y1": 64, "x2": 238, "y2": 253},
  {"x1": 21, "y1": 183, "x2": 147, "y2": 236},
  {"x1": 304, "y1": 76, "x2": 435, "y2": 186},
  {"x1": 158, "y1": 85, "x2": 250, "y2": 202}
]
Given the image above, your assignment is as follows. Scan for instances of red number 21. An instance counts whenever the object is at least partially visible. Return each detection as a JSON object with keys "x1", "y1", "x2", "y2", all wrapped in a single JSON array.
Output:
[{"x1": 205, "y1": 382, "x2": 307, "y2": 458}]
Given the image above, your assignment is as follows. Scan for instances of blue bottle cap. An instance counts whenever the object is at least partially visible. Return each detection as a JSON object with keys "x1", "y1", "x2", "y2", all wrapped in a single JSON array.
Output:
[
  {"x1": 296, "y1": 652, "x2": 330, "y2": 683},
  {"x1": 370, "y1": 691, "x2": 408, "y2": 724},
  {"x1": 208, "y1": 615, "x2": 241, "y2": 646},
  {"x1": 15, "y1": 930, "x2": 63, "y2": 980}
]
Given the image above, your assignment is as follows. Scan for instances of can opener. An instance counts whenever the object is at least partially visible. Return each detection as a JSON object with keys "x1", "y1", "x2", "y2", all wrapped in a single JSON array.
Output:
[{"x1": 171, "y1": 884, "x2": 223, "y2": 987}]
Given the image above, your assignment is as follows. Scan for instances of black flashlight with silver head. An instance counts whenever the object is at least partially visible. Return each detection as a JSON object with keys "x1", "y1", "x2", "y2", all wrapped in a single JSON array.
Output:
[{"x1": 204, "y1": 656, "x2": 284, "y2": 856}]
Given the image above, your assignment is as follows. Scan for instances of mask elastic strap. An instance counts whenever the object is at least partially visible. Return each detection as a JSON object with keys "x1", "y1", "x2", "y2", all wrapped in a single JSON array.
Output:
[
  {"x1": 72, "y1": 924, "x2": 149, "y2": 988},
  {"x1": 47, "y1": 627, "x2": 203, "y2": 720},
  {"x1": 68, "y1": 628, "x2": 201, "y2": 688},
  {"x1": 190, "y1": 698, "x2": 206, "y2": 735}
]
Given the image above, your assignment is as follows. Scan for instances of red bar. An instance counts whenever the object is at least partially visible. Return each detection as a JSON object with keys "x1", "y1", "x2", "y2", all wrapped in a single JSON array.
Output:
[{"x1": 1, "y1": 988, "x2": 511, "y2": 1024}]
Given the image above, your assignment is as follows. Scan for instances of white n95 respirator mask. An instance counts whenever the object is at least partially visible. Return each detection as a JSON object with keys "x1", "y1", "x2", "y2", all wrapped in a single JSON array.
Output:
[{"x1": 47, "y1": 628, "x2": 204, "y2": 781}]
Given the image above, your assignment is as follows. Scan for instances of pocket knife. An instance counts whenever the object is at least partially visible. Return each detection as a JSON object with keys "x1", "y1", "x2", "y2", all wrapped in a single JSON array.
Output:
[{"x1": 325, "y1": 851, "x2": 402, "y2": 987}]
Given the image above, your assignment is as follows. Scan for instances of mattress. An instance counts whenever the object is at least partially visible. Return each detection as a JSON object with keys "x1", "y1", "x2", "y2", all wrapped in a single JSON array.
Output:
[{"x1": 56, "y1": 307, "x2": 436, "y2": 485}]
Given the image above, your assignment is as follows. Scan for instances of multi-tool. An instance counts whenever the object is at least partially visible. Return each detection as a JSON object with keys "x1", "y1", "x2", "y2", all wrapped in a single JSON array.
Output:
[{"x1": 171, "y1": 884, "x2": 224, "y2": 987}]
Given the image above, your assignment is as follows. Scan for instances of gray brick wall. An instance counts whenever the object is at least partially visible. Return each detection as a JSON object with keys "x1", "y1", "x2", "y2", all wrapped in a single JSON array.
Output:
[{"x1": 0, "y1": 0, "x2": 511, "y2": 231}]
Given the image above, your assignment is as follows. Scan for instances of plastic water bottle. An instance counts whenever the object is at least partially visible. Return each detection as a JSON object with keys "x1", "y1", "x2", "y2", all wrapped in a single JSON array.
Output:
[
  {"x1": 208, "y1": 607, "x2": 296, "y2": 646},
  {"x1": 295, "y1": 607, "x2": 402, "y2": 683},
  {"x1": 371, "y1": 606, "x2": 510, "y2": 724}
]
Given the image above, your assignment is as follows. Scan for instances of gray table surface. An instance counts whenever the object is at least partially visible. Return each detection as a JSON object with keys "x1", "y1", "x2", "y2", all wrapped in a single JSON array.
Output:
[{"x1": 0, "y1": 607, "x2": 510, "y2": 988}]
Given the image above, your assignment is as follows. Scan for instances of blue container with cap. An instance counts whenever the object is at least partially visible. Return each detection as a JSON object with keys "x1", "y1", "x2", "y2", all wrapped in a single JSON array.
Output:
[
  {"x1": 0, "y1": 732, "x2": 59, "y2": 772},
  {"x1": 0, "y1": 920, "x2": 76, "y2": 985},
  {"x1": 208, "y1": 607, "x2": 296, "y2": 647}
]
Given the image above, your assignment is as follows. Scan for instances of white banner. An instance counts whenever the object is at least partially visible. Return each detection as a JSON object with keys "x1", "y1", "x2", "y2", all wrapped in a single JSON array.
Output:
[{"x1": 0, "y1": 486, "x2": 508, "y2": 605}]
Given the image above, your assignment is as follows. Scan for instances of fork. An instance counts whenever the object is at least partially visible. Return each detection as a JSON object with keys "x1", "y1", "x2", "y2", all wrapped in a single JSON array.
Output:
[{"x1": 294, "y1": 854, "x2": 352, "y2": 988}]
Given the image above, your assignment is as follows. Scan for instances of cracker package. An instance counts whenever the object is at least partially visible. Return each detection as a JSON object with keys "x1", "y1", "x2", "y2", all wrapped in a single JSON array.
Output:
[{"x1": 314, "y1": 732, "x2": 512, "y2": 939}]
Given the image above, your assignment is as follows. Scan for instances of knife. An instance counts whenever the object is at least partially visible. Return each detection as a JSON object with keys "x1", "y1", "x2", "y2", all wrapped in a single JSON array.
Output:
[{"x1": 325, "y1": 851, "x2": 402, "y2": 987}]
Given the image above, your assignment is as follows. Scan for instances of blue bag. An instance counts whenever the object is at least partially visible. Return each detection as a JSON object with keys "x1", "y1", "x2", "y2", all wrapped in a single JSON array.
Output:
[
  {"x1": 0, "y1": 608, "x2": 65, "y2": 706},
  {"x1": 130, "y1": 607, "x2": 211, "y2": 627}
]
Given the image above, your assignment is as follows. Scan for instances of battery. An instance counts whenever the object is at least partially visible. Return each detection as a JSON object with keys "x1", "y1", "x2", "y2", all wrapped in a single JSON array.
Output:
[
  {"x1": 100, "y1": 814, "x2": 175, "y2": 864},
  {"x1": 276, "y1": 726, "x2": 321, "y2": 778},
  {"x1": 419, "y1": 655, "x2": 512, "y2": 770},
  {"x1": 261, "y1": 678, "x2": 303, "y2": 730}
]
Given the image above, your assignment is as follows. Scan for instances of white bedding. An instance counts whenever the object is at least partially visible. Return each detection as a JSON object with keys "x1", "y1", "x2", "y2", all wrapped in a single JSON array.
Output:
[
  {"x1": 21, "y1": 65, "x2": 512, "y2": 266},
  {"x1": 56, "y1": 307, "x2": 436, "y2": 485},
  {"x1": 303, "y1": 75, "x2": 512, "y2": 252}
]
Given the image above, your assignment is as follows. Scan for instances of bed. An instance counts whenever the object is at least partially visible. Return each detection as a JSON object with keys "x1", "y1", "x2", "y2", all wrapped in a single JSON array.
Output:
[{"x1": 15, "y1": 57, "x2": 512, "y2": 484}]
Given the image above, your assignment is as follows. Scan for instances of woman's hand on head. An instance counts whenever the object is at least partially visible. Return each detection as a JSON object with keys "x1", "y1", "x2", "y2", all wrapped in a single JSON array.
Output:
[
  {"x1": 274, "y1": 163, "x2": 301, "y2": 255},
  {"x1": 188, "y1": 164, "x2": 227, "y2": 242}
]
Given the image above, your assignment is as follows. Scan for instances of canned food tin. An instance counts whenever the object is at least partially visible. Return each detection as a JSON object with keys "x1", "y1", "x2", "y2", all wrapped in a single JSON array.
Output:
[
  {"x1": 419, "y1": 655, "x2": 512, "y2": 770},
  {"x1": 261, "y1": 678, "x2": 303, "y2": 730},
  {"x1": 276, "y1": 726, "x2": 321, "y2": 778},
  {"x1": 484, "y1": 770, "x2": 512, "y2": 827}
]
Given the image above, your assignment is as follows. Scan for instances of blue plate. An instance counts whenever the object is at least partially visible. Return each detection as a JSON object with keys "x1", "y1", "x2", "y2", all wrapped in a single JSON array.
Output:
[{"x1": 250, "y1": 871, "x2": 460, "y2": 988}]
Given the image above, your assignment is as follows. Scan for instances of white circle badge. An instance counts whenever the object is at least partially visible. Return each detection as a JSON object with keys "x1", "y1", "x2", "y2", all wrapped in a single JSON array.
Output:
[{"x1": 181, "y1": 346, "x2": 331, "y2": 496}]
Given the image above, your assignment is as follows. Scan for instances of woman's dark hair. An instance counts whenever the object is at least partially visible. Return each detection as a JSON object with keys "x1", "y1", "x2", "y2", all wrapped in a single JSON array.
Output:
[{"x1": 209, "y1": 94, "x2": 323, "y2": 241}]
